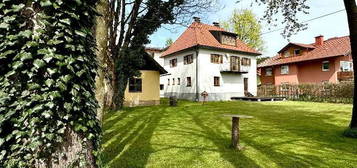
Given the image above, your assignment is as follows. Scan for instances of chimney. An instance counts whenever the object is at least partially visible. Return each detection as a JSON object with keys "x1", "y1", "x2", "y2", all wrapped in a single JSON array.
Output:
[
  {"x1": 213, "y1": 22, "x2": 220, "y2": 27},
  {"x1": 193, "y1": 17, "x2": 200, "y2": 23},
  {"x1": 315, "y1": 35, "x2": 324, "y2": 46}
]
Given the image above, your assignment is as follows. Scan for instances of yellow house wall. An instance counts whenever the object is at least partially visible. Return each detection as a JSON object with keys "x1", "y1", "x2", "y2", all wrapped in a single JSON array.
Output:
[{"x1": 124, "y1": 70, "x2": 160, "y2": 107}]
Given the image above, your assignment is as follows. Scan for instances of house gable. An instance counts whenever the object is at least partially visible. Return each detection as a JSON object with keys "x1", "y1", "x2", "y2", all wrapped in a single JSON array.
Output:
[{"x1": 161, "y1": 19, "x2": 261, "y2": 57}]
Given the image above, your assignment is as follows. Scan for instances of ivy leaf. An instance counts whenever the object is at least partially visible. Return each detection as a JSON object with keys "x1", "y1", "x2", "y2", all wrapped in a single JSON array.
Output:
[
  {"x1": 42, "y1": 111, "x2": 52, "y2": 119},
  {"x1": 20, "y1": 52, "x2": 33, "y2": 61},
  {"x1": 47, "y1": 68, "x2": 57, "y2": 75},
  {"x1": 0, "y1": 50, "x2": 15, "y2": 59},
  {"x1": 18, "y1": 30, "x2": 32, "y2": 38},
  {"x1": 61, "y1": 75, "x2": 72, "y2": 83},
  {"x1": 44, "y1": 54, "x2": 53, "y2": 63},
  {"x1": 75, "y1": 30, "x2": 86, "y2": 37},
  {"x1": 0, "y1": 23, "x2": 9, "y2": 29},
  {"x1": 64, "y1": 102, "x2": 72, "y2": 112},
  {"x1": 12, "y1": 61, "x2": 24, "y2": 69},
  {"x1": 40, "y1": 0, "x2": 52, "y2": 7},
  {"x1": 45, "y1": 79, "x2": 55, "y2": 87},
  {"x1": 60, "y1": 18, "x2": 71, "y2": 25},
  {"x1": 11, "y1": 4, "x2": 25, "y2": 12},
  {"x1": 33, "y1": 59, "x2": 46, "y2": 69}
]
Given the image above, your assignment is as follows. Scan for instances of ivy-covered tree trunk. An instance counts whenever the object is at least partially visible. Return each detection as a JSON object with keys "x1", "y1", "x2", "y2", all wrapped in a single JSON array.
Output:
[
  {"x1": 344, "y1": 0, "x2": 357, "y2": 129},
  {"x1": 0, "y1": 0, "x2": 101, "y2": 167}
]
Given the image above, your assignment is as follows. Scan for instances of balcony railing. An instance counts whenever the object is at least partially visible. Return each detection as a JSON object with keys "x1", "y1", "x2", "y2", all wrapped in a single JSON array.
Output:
[
  {"x1": 337, "y1": 71, "x2": 354, "y2": 81},
  {"x1": 219, "y1": 63, "x2": 249, "y2": 73}
]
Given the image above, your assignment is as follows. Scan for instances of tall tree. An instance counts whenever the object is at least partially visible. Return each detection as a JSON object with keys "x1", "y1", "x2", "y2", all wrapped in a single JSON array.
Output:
[
  {"x1": 0, "y1": 0, "x2": 101, "y2": 167},
  {"x1": 165, "y1": 38, "x2": 174, "y2": 47},
  {"x1": 248, "y1": 0, "x2": 357, "y2": 132},
  {"x1": 95, "y1": 0, "x2": 217, "y2": 110},
  {"x1": 222, "y1": 9, "x2": 265, "y2": 51}
]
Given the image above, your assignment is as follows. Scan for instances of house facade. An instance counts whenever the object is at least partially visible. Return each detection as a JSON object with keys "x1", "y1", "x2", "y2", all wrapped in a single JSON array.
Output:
[
  {"x1": 258, "y1": 36, "x2": 353, "y2": 85},
  {"x1": 158, "y1": 18, "x2": 261, "y2": 101},
  {"x1": 124, "y1": 53, "x2": 167, "y2": 107}
]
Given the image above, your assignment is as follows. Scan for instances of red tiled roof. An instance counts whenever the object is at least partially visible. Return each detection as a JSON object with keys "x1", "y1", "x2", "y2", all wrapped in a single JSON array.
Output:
[
  {"x1": 278, "y1": 43, "x2": 316, "y2": 53},
  {"x1": 258, "y1": 36, "x2": 351, "y2": 68},
  {"x1": 161, "y1": 22, "x2": 261, "y2": 57}
]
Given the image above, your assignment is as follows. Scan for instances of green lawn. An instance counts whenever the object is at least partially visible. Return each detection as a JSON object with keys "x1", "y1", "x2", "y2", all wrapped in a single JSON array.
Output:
[{"x1": 102, "y1": 100, "x2": 357, "y2": 168}]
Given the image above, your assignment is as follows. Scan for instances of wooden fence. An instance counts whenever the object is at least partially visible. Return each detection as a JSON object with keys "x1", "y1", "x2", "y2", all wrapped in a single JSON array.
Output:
[{"x1": 257, "y1": 82, "x2": 354, "y2": 104}]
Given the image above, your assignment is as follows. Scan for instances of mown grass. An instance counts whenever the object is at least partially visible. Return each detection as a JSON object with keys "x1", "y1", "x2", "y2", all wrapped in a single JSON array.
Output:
[{"x1": 102, "y1": 99, "x2": 357, "y2": 168}]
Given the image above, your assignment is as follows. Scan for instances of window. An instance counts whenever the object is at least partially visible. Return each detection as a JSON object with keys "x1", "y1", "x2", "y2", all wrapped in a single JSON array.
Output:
[
  {"x1": 177, "y1": 78, "x2": 180, "y2": 85},
  {"x1": 281, "y1": 65, "x2": 289, "y2": 74},
  {"x1": 184, "y1": 54, "x2": 193, "y2": 65},
  {"x1": 221, "y1": 34, "x2": 236, "y2": 46},
  {"x1": 129, "y1": 78, "x2": 142, "y2": 92},
  {"x1": 172, "y1": 78, "x2": 175, "y2": 85},
  {"x1": 265, "y1": 67, "x2": 273, "y2": 76},
  {"x1": 283, "y1": 51, "x2": 290, "y2": 57},
  {"x1": 214, "y1": 77, "x2": 220, "y2": 86},
  {"x1": 230, "y1": 56, "x2": 240, "y2": 71},
  {"x1": 294, "y1": 49, "x2": 301, "y2": 56},
  {"x1": 168, "y1": 79, "x2": 170, "y2": 86},
  {"x1": 340, "y1": 61, "x2": 353, "y2": 72},
  {"x1": 186, "y1": 77, "x2": 192, "y2": 87},
  {"x1": 322, "y1": 61, "x2": 330, "y2": 71},
  {"x1": 170, "y1": 58, "x2": 177, "y2": 67},
  {"x1": 241, "y1": 58, "x2": 251, "y2": 66},
  {"x1": 160, "y1": 84, "x2": 164, "y2": 90},
  {"x1": 211, "y1": 54, "x2": 223, "y2": 64}
]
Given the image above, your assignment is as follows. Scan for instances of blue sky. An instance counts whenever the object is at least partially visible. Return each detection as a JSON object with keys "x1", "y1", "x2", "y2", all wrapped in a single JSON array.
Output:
[{"x1": 148, "y1": 0, "x2": 349, "y2": 57}]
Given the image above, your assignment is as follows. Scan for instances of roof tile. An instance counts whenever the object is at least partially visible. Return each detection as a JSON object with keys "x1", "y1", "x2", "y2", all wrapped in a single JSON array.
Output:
[
  {"x1": 161, "y1": 22, "x2": 261, "y2": 57},
  {"x1": 258, "y1": 36, "x2": 351, "y2": 67}
]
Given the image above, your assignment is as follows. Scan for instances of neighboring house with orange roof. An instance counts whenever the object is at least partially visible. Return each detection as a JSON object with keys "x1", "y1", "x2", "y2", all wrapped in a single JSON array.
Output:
[
  {"x1": 258, "y1": 35, "x2": 353, "y2": 85},
  {"x1": 158, "y1": 17, "x2": 261, "y2": 101}
]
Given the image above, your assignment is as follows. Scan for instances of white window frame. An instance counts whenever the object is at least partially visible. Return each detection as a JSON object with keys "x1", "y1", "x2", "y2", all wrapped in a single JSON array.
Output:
[
  {"x1": 281, "y1": 65, "x2": 289, "y2": 75},
  {"x1": 265, "y1": 67, "x2": 273, "y2": 76},
  {"x1": 322, "y1": 61, "x2": 330, "y2": 71},
  {"x1": 340, "y1": 61, "x2": 353, "y2": 72}
]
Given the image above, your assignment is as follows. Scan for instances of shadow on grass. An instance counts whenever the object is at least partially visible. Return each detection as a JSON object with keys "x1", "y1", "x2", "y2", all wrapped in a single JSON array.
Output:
[
  {"x1": 102, "y1": 100, "x2": 357, "y2": 167},
  {"x1": 184, "y1": 109, "x2": 261, "y2": 168},
  {"x1": 102, "y1": 106, "x2": 169, "y2": 168}
]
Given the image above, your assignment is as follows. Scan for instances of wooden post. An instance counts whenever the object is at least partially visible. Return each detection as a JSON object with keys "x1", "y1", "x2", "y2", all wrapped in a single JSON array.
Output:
[{"x1": 231, "y1": 117, "x2": 240, "y2": 149}]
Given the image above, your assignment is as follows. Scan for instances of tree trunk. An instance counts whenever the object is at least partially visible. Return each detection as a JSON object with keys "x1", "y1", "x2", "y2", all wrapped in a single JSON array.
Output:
[
  {"x1": 35, "y1": 128, "x2": 96, "y2": 168},
  {"x1": 344, "y1": 0, "x2": 357, "y2": 129},
  {"x1": 111, "y1": 72, "x2": 122, "y2": 109},
  {"x1": 95, "y1": 0, "x2": 109, "y2": 122}
]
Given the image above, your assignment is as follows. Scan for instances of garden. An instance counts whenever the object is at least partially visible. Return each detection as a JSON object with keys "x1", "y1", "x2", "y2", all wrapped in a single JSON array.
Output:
[{"x1": 102, "y1": 100, "x2": 357, "y2": 168}]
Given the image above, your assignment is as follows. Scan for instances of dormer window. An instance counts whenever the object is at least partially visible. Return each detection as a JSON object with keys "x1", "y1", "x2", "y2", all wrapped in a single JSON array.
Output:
[
  {"x1": 283, "y1": 51, "x2": 291, "y2": 57},
  {"x1": 294, "y1": 49, "x2": 301, "y2": 56},
  {"x1": 221, "y1": 34, "x2": 236, "y2": 46}
]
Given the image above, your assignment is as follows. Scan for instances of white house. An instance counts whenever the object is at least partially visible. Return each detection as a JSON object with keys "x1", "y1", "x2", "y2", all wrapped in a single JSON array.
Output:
[{"x1": 154, "y1": 18, "x2": 261, "y2": 101}]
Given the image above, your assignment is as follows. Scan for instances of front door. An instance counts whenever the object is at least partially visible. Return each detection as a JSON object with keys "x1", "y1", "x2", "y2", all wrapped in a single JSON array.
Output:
[{"x1": 244, "y1": 78, "x2": 248, "y2": 96}]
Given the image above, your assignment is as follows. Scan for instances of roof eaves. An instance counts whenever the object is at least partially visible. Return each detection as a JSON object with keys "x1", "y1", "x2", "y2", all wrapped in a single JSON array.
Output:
[{"x1": 198, "y1": 45, "x2": 261, "y2": 56}]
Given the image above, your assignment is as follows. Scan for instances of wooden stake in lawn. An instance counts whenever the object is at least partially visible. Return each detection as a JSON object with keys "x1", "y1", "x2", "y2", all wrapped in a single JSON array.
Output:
[
  {"x1": 201, "y1": 91, "x2": 208, "y2": 105},
  {"x1": 224, "y1": 114, "x2": 253, "y2": 150}
]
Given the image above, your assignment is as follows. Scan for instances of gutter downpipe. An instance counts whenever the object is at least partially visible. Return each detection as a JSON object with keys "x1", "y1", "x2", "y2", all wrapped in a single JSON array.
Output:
[{"x1": 195, "y1": 46, "x2": 200, "y2": 101}]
